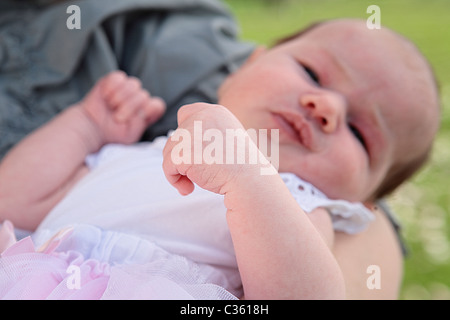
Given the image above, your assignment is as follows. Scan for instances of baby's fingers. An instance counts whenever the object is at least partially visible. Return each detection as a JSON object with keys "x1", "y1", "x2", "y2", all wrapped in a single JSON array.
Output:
[
  {"x1": 162, "y1": 136, "x2": 195, "y2": 196},
  {"x1": 143, "y1": 96, "x2": 166, "y2": 125},
  {"x1": 107, "y1": 76, "x2": 142, "y2": 111},
  {"x1": 114, "y1": 92, "x2": 165, "y2": 125},
  {"x1": 167, "y1": 174, "x2": 195, "y2": 196},
  {"x1": 114, "y1": 89, "x2": 149, "y2": 122},
  {"x1": 100, "y1": 71, "x2": 129, "y2": 102}
]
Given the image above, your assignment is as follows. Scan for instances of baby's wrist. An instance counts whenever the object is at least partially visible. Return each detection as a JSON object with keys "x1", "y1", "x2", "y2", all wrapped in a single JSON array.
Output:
[
  {"x1": 223, "y1": 165, "x2": 282, "y2": 212},
  {"x1": 222, "y1": 162, "x2": 274, "y2": 195},
  {"x1": 65, "y1": 106, "x2": 106, "y2": 154},
  {"x1": 220, "y1": 144, "x2": 279, "y2": 194}
]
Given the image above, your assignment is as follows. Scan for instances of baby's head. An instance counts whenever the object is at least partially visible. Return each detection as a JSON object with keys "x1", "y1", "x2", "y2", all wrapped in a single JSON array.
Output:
[{"x1": 218, "y1": 19, "x2": 440, "y2": 202}]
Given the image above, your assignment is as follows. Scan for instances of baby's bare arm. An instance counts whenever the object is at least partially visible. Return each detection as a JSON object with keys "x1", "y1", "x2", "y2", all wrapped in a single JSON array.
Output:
[
  {"x1": 0, "y1": 107, "x2": 100, "y2": 231},
  {"x1": 225, "y1": 171, "x2": 345, "y2": 300},
  {"x1": 0, "y1": 72, "x2": 165, "y2": 231},
  {"x1": 163, "y1": 103, "x2": 344, "y2": 299}
]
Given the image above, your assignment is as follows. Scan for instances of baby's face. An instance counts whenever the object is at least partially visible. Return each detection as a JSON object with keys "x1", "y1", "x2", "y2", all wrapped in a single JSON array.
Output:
[{"x1": 219, "y1": 20, "x2": 439, "y2": 201}]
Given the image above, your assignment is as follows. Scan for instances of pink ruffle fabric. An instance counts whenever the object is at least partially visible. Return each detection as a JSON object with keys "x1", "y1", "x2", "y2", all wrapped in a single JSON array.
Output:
[
  {"x1": 0, "y1": 227, "x2": 110, "y2": 299},
  {"x1": 0, "y1": 223, "x2": 238, "y2": 300}
]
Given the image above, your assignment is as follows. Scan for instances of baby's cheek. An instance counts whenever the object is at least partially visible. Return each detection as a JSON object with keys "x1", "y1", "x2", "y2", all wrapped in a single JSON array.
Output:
[
  {"x1": 320, "y1": 153, "x2": 368, "y2": 201},
  {"x1": 339, "y1": 161, "x2": 370, "y2": 201}
]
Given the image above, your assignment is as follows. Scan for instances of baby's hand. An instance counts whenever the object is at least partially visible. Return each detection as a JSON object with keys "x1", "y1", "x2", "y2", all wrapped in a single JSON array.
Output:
[
  {"x1": 162, "y1": 103, "x2": 266, "y2": 196},
  {"x1": 78, "y1": 71, "x2": 166, "y2": 147}
]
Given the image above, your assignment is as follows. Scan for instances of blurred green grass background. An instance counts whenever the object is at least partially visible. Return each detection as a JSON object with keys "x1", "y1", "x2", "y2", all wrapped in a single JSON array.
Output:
[{"x1": 223, "y1": 0, "x2": 450, "y2": 300}]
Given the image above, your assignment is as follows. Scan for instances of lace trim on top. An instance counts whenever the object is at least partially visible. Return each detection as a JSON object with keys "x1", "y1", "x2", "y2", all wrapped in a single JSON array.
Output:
[{"x1": 280, "y1": 173, "x2": 375, "y2": 234}]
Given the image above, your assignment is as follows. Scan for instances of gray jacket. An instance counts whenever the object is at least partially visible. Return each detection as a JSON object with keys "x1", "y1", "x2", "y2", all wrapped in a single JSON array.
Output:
[{"x1": 0, "y1": 0, "x2": 254, "y2": 159}]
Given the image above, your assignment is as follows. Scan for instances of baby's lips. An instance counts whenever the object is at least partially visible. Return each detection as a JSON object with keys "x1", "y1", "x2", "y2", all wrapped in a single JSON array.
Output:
[{"x1": 275, "y1": 111, "x2": 317, "y2": 151}]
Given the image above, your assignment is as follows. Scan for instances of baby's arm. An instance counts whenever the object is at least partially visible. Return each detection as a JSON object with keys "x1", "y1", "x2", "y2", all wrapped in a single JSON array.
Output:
[
  {"x1": 163, "y1": 103, "x2": 345, "y2": 299},
  {"x1": 224, "y1": 169, "x2": 345, "y2": 300},
  {"x1": 0, "y1": 106, "x2": 96, "y2": 231},
  {"x1": 0, "y1": 71, "x2": 165, "y2": 231}
]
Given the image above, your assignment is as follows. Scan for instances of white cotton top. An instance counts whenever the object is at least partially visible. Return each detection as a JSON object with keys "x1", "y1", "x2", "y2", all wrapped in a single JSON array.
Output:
[{"x1": 33, "y1": 136, "x2": 374, "y2": 296}]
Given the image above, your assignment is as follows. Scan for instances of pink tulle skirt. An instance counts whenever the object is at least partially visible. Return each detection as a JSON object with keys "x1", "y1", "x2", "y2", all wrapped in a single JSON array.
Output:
[{"x1": 0, "y1": 223, "x2": 239, "y2": 300}]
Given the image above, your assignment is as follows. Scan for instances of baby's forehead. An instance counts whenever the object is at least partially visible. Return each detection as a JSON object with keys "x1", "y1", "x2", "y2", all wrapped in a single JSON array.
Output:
[
  {"x1": 303, "y1": 20, "x2": 425, "y2": 66},
  {"x1": 304, "y1": 20, "x2": 437, "y2": 106}
]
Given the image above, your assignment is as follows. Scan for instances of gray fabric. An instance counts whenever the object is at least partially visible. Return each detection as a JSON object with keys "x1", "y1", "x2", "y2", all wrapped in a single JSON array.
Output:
[{"x1": 0, "y1": 0, "x2": 254, "y2": 159}]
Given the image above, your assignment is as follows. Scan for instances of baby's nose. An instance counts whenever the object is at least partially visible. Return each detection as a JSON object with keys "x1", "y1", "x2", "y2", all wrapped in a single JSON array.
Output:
[{"x1": 300, "y1": 93, "x2": 345, "y2": 134}]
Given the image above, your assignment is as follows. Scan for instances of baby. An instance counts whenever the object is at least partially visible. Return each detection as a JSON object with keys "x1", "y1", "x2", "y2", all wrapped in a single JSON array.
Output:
[{"x1": 0, "y1": 19, "x2": 440, "y2": 300}]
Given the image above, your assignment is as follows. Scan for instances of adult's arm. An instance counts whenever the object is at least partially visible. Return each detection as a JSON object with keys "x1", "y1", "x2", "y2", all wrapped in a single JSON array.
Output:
[{"x1": 332, "y1": 207, "x2": 404, "y2": 299}]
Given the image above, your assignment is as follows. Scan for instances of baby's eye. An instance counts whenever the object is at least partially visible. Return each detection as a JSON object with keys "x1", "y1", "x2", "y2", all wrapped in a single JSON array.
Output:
[
  {"x1": 303, "y1": 65, "x2": 320, "y2": 85},
  {"x1": 348, "y1": 124, "x2": 367, "y2": 150}
]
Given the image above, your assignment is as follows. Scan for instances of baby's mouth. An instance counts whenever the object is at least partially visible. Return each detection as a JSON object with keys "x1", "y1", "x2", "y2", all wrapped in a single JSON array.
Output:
[{"x1": 273, "y1": 112, "x2": 314, "y2": 150}]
